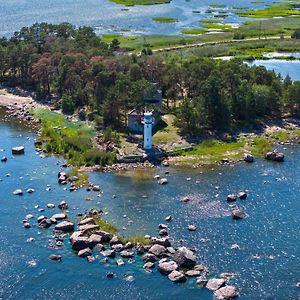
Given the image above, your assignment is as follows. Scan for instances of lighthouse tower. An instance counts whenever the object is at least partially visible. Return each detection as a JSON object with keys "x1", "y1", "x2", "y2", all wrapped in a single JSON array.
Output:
[{"x1": 143, "y1": 111, "x2": 153, "y2": 150}]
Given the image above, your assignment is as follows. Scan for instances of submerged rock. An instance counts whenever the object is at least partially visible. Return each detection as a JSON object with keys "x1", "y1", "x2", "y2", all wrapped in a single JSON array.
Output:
[{"x1": 49, "y1": 254, "x2": 62, "y2": 261}]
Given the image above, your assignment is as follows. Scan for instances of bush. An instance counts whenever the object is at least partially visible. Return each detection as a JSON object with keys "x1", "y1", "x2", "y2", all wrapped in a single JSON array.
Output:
[
  {"x1": 61, "y1": 93, "x2": 75, "y2": 114},
  {"x1": 291, "y1": 28, "x2": 300, "y2": 39}
]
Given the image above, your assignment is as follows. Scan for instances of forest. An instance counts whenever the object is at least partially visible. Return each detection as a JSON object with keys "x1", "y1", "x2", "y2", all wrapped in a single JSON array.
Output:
[{"x1": 0, "y1": 22, "x2": 300, "y2": 137}]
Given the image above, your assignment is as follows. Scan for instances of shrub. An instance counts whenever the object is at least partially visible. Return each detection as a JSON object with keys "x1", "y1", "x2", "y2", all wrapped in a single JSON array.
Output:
[{"x1": 61, "y1": 93, "x2": 75, "y2": 114}]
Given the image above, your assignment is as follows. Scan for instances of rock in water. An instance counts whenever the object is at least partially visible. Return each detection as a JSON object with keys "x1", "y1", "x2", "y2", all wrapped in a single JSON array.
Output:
[
  {"x1": 78, "y1": 248, "x2": 92, "y2": 258},
  {"x1": 227, "y1": 194, "x2": 237, "y2": 202},
  {"x1": 243, "y1": 153, "x2": 254, "y2": 163},
  {"x1": 158, "y1": 261, "x2": 178, "y2": 275},
  {"x1": 49, "y1": 254, "x2": 62, "y2": 261},
  {"x1": 173, "y1": 247, "x2": 196, "y2": 268},
  {"x1": 168, "y1": 271, "x2": 187, "y2": 283},
  {"x1": 265, "y1": 151, "x2": 284, "y2": 162},
  {"x1": 13, "y1": 189, "x2": 23, "y2": 196},
  {"x1": 188, "y1": 224, "x2": 196, "y2": 231},
  {"x1": 1, "y1": 156, "x2": 7, "y2": 162},
  {"x1": 149, "y1": 244, "x2": 167, "y2": 257},
  {"x1": 55, "y1": 221, "x2": 74, "y2": 232},
  {"x1": 231, "y1": 209, "x2": 246, "y2": 220},
  {"x1": 206, "y1": 278, "x2": 226, "y2": 291},
  {"x1": 159, "y1": 178, "x2": 168, "y2": 185},
  {"x1": 214, "y1": 286, "x2": 239, "y2": 299},
  {"x1": 12, "y1": 146, "x2": 25, "y2": 155},
  {"x1": 237, "y1": 191, "x2": 247, "y2": 200}
]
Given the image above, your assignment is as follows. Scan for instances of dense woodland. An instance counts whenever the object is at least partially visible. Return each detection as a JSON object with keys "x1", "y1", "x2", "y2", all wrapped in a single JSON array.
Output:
[{"x1": 0, "y1": 23, "x2": 300, "y2": 136}]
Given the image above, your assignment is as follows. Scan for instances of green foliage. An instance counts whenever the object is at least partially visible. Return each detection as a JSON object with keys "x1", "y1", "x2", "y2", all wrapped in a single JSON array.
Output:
[
  {"x1": 121, "y1": 234, "x2": 152, "y2": 246},
  {"x1": 61, "y1": 93, "x2": 75, "y2": 114},
  {"x1": 67, "y1": 168, "x2": 89, "y2": 187},
  {"x1": 93, "y1": 217, "x2": 118, "y2": 235},
  {"x1": 152, "y1": 17, "x2": 178, "y2": 23},
  {"x1": 292, "y1": 28, "x2": 300, "y2": 39}
]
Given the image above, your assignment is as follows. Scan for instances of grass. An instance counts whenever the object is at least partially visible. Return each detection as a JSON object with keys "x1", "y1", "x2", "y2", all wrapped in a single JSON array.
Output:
[
  {"x1": 152, "y1": 17, "x2": 178, "y2": 23},
  {"x1": 201, "y1": 23, "x2": 233, "y2": 31},
  {"x1": 121, "y1": 234, "x2": 152, "y2": 246},
  {"x1": 93, "y1": 216, "x2": 118, "y2": 235},
  {"x1": 236, "y1": 2, "x2": 300, "y2": 18},
  {"x1": 181, "y1": 29, "x2": 206, "y2": 35},
  {"x1": 67, "y1": 167, "x2": 89, "y2": 187}
]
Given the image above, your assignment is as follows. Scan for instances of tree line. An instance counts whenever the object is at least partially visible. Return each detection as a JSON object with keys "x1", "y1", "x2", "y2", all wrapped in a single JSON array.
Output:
[{"x1": 0, "y1": 22, "x2": 300, "y2": 137}]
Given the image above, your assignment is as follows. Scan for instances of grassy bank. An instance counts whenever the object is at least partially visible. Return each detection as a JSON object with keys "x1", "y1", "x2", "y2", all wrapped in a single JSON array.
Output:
[{"x1": 33, "y1": 108, "x2": 116, "y2": 184}]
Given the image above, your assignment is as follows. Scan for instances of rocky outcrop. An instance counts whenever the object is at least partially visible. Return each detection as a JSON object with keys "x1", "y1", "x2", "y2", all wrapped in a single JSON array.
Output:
[{"x1": 173, "y1": 247, "x2": 196, "y2": 268}]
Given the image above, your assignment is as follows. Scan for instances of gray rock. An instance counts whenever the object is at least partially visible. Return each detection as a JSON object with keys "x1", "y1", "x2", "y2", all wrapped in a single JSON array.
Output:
[
  {"x1": 109, "y1": 235, "x2": 121, "y2": 246},
  {"x1": 47, "y1": 203, "x2": 55, "y2": 209},
  {"x1": 185, "y1": 270, "x2": 201, "y2": 277},
  {"x1": 231, "y1": 209, "x2": 246, "y2": 220},
  {"x1": 51, "y1": 213, "x2": 66, "y2": 220},
  {"x1": 94, "y1": 243, "x2": 105, "y2": 251},
  {"x1": 78, "y1": 248, "x2": 92, "y2": 258},
  {"x1": 243, "y1": 153, "x2": 254, "y2": 163},
  {"x1": 196, "y1": 277, "x2": 208, "y2": 287},
  {"x1": 55, "y1": 221, "x2": 74, "y2": 232},
  {"x1": 143, "y1": 262, "x2": 155, "y2": 269},
  {"x1": 265, "y1": 151, "x2": 284, "y2": 162},
  {"x1": 227, "y1": 194, "x2": 237, "y2": 202},
  {"x1": 158, "y1": 261, "x2": 178, "y2": 275},
  {"x1": 159, "y1": 229, "x2": 168, "y2": 236},
  {"x1": 143, "y1": 253, "x2": 157, "y2": 263},
  {"x1": 79, "y1": 224, "x2": 100, "y2": 234},
  {"x1": 173, "y1": 247, "x2": 196, "y2": 268},
  {"x1": 194, "y1": 264, "x2": 205, "y2": 271},
  {"x1": 206, "y1": 278, "x2": 226, "y2": 291},
  {"x1": 159, "y1": 178, "x2": 168, "y2": 185},
  {"x1": 96, "y1": 231, "x2": 112, "y2": 243},
  {"x1": 165, "y1": 215, "x2": 172, "y2": 221},
  {"x1": 1, "y1": 156, "x2": 7, "y2": 162},
  {"x1": 111, "y1": 243, "x2": 124, "y2": 252},
  {"x1": 159, "y1": 224, "x2": 168, "y2": 229},
  {"x1": 12, "y1": 146, "x2": 25, "y2": 155},
  {"x1": 214, "y1": 286, "x2": 239, "y2": 299},
  {"x1": 188, "y1": 224, "x2": 197, "y2": 231},
  {"x1": 49, "y1": 254, "x2": 62, "y2": 261},
  {"x1": 116, "y1": 258, "x2": 125, "y2": 266},
  {"x1": 237, "y1": 191, "x2": 247, "y2": 200},
  {"x1": 58, "y1": 201, "x2": 68, "y2": 210},
  {"x1": 26, "y1": 188, "x2": 35, "y2": 194},
  {"x1": 168, "y1": 271, "x2": 186, "y2": 283},
  {"x1": 149, "y1": 244, "x2": 167, "y2": 257},
  {"x1": 166, "y1": 247, "x2": 176, "y2": 254},
  {"x1": 120, "y1": 251, "x2": 134, "y2": 258},
  {"x1": 78, "y1": 217, "x2": 95, "y2": 226},
  {"x1": 23, "y1": 222, "x2": 31, "y2": 228},
  {"x1": 152, "y1": 237, "x2": 171, "y2": 247},
  {"x1": 101, "y1": 250, "x2": 116, "y2": 258},
  {"x1": 13, "y1": 189, "x2": 23, "y2": 196}
]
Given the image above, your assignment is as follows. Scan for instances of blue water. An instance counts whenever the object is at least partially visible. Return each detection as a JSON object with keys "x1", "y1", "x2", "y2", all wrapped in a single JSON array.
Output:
[
  {"x1": 248, "y1": 59, "x2": 300, "y2": 81},
  {"x1": 0, "y1": 108, "x2": 299, "y2": 300},
  {"x1": 0, "y1": 0, "x2": 278, "y2": 37}
]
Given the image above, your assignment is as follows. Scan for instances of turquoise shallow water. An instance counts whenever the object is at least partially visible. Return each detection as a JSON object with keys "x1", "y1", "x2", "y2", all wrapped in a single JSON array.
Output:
[
  {"x1": 0, "y1": 0, "x2": 277, "y2": 37},
  {"x1": 0, "y1": 107, "x2": 299, "y2": 300}
]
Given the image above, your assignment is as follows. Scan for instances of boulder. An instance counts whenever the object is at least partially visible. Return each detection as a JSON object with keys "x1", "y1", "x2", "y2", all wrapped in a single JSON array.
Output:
[
  {"x1": 120, "y1": 251, "x2": 134, "y2": 258},
  {"x1": 173, "y1": 247, "x2": 196, "y2": 268},
  {"x1": 185, "y1": 270, "x2": 201, "y2": 277},
  {"x1": 101, "y1": 250, "x2": 116, "y2": 258},
  {"x1": 168, "y1": 271, "x2": 187, "y2": 283},
  {"x1": 165, "y1": 215, "x2": 172, "y2": 221},
  {"x1": 152, "y1": 237, "x2": 171, "y2": 247},
  {"x1": 96, "y1": 231, "x2": 112, "y2": 243},
  {"x1": 159, "y1": 178, "x2": 168, "y2": 185},
  {"x1": 47, "y1": 203, "x2": 55, "y2": 209},
  {"x1": 58, "y1": 201, "x2": 68, "y2": 210},
  {"x1": 92, "y1": 185, "x2": 101, "y2": 192},
  {"x1": 231, "y1": 209, "x2": 246, "y2": 220},
  {"x1": 188, "y1": 224, "x2": 197, "y2": 231},
  {"x1": 158, "y1": 261, "x2": 178, "y2": 275},
  {"x1": 55, "y1": 221, "x2": 74, "y2": 232},
  {"x1": 159, "y1": 229, "x2": 168, "y2": 236},
  {"x1": 51, "y1": 213, "x2": 66, "y2": 220},
  {"x1": 39, "y1": 218, "x2": 52, "y2": 229},
  {"x1": 89, "y1": 234, "x2": 102, "y2": 245},
  {"x1": 159, "y1": 224, "x2": 168, "y2": 229},
  {"x1": 13, "y1": 189, "x2": 23, "y2": 196},
  {"x1": 143, "y1": 262, "x2": 155, "y2": 269},
  {"x1": 227, "y1": 194, "x2": 237, "y2": 202},
  {"x1": 111, "y1": 243, "x2": 124, "y2": 252},
  {"x1": 78, "y1": 224, "x2": 100, "y2": 234},
  {"x1": 196, "y1": 277, "x2": 208, "y2": 287},
  {"x1": 181, "y1": 196, "x2": 190, "y2": 203},
  {"x1": 206, "y1": 278, "x2": 226, "y2": 291},
  {"x1": 243, "y1": 153, "x2": 254, "y2": 163},
  {"x1": 149, "y1": 244, "x2": 167, "y2": 257},
  {"x1": 23, "y1": 222, "x2": 31, "y2": 228},
  {"x1": 194, "y1": 264, "x2": 205, "y2": 271},
  {"x1": 26, "y1": 188, "x2": 35, "y2": 194},
  {"x1": 1, "y1": 156, "x2": 7, "y2": 162},
  {"x1": 116, "y1": 258, "x2": 124, "y2": 266},
  {"x1": 265, "y1": 151, "x2": 284, "y2": 162},
  {"x1": 94, "y1": 243, "x2": 105, "y2": 251},
  {"x1": 12, "y1": 146, "x2": 25, "y2": 155},
  {"x1": 143, "y1": 253, "x2": 158, "y2": 263},
  {"x1": 237, "y1": 191, "x2": 247, "y2": 200},
  {"x1": 49, "y1": 254, "x2": 62, "y2": 261},
  {"x1": 78, "y1": 248, "x2": 92, "y2": 258},
  {"x1": 109, "y1": 235, "x2": 121, "y2": 246},
  {"x1": 78, "y1": 217, "x2": 95, "y2": 226},
  {"x1": 214, "y1": 286, "x2": 239, "y2": 299}
]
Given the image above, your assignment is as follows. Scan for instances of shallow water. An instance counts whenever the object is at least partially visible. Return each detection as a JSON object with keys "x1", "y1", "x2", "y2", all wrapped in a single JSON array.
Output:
[
  {"x1": 247, "y1": 59, "x2": 300, "y2": 81},
  {"x1": 0, "y1": 108, "x2": 299, "y2": 300},
  {"x1": 0, "y1": 0, "x2": 277, "y2": 37}
]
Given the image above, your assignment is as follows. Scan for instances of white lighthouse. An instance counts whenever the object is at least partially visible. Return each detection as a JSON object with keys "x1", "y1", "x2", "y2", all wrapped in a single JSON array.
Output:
[{"x1": 143, "y1": 111, "x2": 153, "y2": 150}]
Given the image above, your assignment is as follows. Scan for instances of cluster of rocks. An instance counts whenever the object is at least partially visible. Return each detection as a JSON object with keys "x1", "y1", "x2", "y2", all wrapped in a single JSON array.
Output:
[
  {"x1": 227, "y1": 192, "x2": 247, "y2": 220},
  {"x1": 103, "y1": 161, "x2": 155, "y2": 172},
  {"x1": 4, "y1": 104, "x2": 37, "y2": 127}
]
